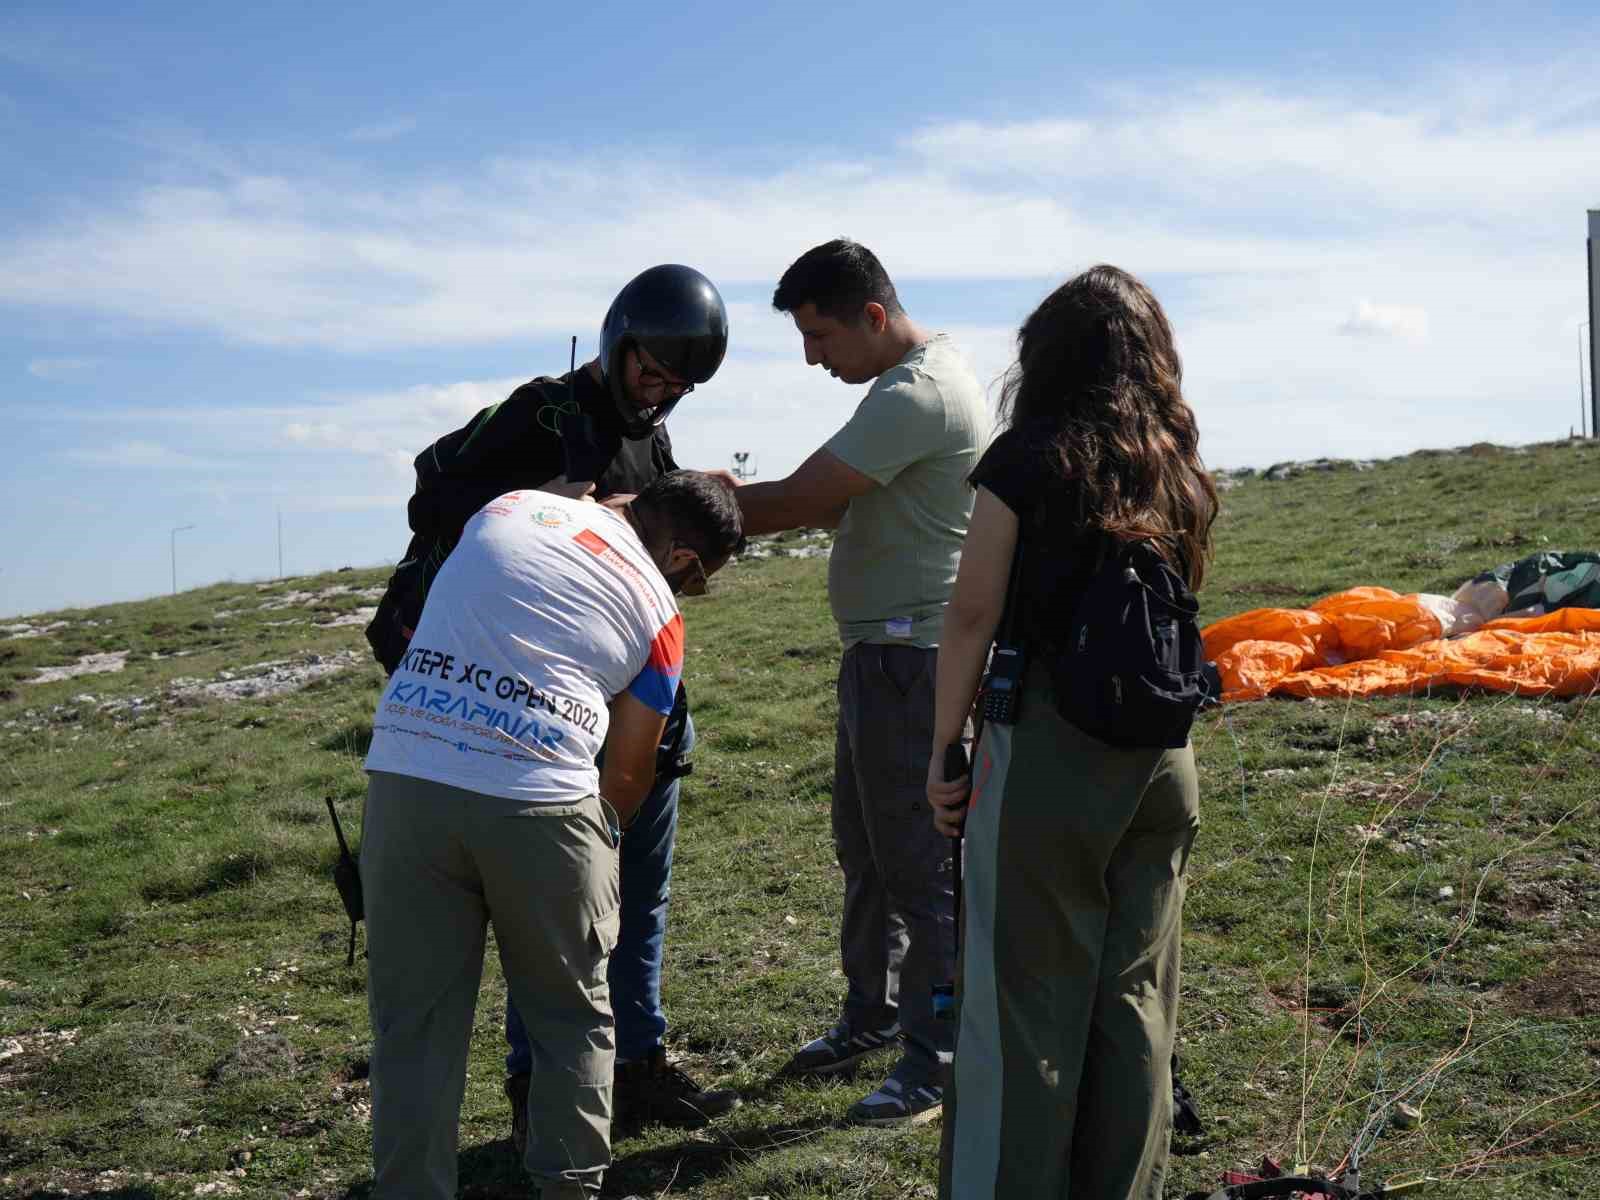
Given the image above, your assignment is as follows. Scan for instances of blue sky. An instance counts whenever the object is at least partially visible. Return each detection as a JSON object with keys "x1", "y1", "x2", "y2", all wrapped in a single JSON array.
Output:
[{"x1": 3, "y1": 1, "x2": 1599, "y2": 617}]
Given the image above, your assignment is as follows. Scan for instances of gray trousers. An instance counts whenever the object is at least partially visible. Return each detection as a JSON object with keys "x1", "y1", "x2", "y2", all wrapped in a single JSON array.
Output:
[
  {"x1": 363, "y1": 770, "x2": 620, "y2": 1199},
  {"x1": 833, "y1": 642, "x2": 959, "y2": 1083}
]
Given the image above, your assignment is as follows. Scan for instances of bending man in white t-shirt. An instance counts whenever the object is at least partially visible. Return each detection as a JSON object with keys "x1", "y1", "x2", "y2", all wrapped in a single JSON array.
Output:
[{"x1": 361, "y1": 471, "x2": 742, "y2": 1200}]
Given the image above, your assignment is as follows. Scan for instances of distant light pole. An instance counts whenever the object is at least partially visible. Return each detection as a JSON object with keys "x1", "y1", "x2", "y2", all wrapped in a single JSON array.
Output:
[
  {"x1": 1583, "y1": 322, "x2": 1592, "y2": 439},
  {"x1": 1588, "y1": 210, "x2": 1599, "y2": 438},
  {"x1": 171, "y1": 524, "x2": 195, "y2": 595}
]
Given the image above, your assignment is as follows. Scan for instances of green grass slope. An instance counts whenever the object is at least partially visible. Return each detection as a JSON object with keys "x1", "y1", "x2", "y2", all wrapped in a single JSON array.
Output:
[{"x1": 2, "y1": 442, "x2": 1598, "y2": 1198}]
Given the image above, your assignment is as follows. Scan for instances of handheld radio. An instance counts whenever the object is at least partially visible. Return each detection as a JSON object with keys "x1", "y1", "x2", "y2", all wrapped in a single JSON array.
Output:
[
  {"x1": 979, "y1": 542, "x2": 1027, "y2": 725},
  {"x1": 325, "y1": 797, "x2": 364, "y2": 967}
]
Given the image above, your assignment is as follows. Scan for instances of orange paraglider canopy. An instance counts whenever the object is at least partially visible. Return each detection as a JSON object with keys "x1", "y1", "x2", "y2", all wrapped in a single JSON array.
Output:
[{"x1": 1204, "y1": 587, "x2": 1600, "y2": 702}]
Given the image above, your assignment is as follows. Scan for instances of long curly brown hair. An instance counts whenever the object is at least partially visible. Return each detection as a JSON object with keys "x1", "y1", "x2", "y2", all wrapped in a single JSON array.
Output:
[{"x1": 999, "y1": 264, "x2": 1218, "y2": 589}]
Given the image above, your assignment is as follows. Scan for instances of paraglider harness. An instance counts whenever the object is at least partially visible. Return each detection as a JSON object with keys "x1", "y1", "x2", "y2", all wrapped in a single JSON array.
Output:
[{"x1": 1185, "y1": 1158, "x2": 1429, "y2": 1199}]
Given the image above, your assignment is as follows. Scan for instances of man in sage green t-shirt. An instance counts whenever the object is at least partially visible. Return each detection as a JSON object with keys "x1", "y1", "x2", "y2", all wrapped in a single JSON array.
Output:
[{"x1": 735, "y1": 239, "x2": 989, "y2": 1126}]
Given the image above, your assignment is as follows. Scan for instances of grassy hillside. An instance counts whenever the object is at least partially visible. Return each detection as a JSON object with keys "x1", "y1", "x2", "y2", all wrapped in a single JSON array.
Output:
[{"x1": 3, "y1": 440, "x2": 1599, "y2": 1199}]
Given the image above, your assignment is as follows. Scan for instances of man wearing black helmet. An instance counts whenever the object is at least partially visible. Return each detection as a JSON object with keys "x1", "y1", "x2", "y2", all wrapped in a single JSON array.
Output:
[{"x1": 365, "y1": 265, "x2": 742, "y2": 1150}]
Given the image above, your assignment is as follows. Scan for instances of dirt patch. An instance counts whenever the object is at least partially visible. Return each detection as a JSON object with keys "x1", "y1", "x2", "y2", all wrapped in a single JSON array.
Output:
[
  {"x1": 208, "y1": 1031, "x2": 298, "y2": 1086},
  {"x1": 1372, "y1": 709, "x2": 1475, "y2": 739},
  {"x1": 1327, "y1": 772, "x2": 1414, "y2": 806},
  {"x1": 0, "y1": 1027, "x2": 81, "y2": 1092},
  {"x1": 1500, "y1": 942, "x2": 1600, "y2": 1017},
  {"x1": 1495, "y1": 855, "x2": 1600, "y2": 929},
  {"x1": 0, "y1": 1166, "x2": 173, "y2": 1195}
]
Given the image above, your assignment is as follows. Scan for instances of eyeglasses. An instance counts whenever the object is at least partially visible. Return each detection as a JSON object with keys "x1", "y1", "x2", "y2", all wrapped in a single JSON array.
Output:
[
  {"x1": 674, "y1": 545, "x2": 708, "y2": 597},
  {"x1": 634, "y1": 347, "x2": 695, "y2": 400}
]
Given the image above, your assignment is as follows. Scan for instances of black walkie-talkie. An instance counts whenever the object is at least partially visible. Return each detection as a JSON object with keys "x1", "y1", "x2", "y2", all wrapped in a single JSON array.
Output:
[
  {"x1": 980, "y1": 646, "x2": 1023, "y2": 724},
  {"x1": 979, "y1": 543, "x2": 1027, "y2": 725},
  {"x1": 325, "y1": 797, "x2": 364, "y2": 967},
  {"x1": 560, "y1": 334, "x2": 621, "y2": 488}
]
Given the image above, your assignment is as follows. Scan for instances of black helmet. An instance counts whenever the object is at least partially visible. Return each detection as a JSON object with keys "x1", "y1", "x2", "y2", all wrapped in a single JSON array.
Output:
[{"x1": 599, "y1": 264, "x2": 728, "y2": 438}]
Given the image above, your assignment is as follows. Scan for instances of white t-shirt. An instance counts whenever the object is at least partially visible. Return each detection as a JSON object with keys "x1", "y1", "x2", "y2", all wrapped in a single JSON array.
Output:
[{"x1": 363, "y1": 491, "x2": 683, "y2": 804}]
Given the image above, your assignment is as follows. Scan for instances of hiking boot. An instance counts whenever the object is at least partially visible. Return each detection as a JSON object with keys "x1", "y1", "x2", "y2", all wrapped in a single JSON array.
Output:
[
  {"x1": 532, "y1": 1185, "x2": 610, "y2": 1200},
  {"x1": 846, "y1": 1076, "x2": 943, "y2": 1127},
  {"x1": 505, "y1": 1070, "x2": 529, "y2": 1157},
  {"x1": 780, "y1": 1022, "x2": 901, "y2": 1078},
  {"x1": 613, "y1": 1046, "x2": 742, "y2": 1128}
]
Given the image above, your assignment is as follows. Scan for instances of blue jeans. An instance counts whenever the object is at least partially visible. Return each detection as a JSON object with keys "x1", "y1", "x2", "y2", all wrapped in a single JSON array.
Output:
[{"x1": 506, "y1": 710, "x2": 692, "y2": 1071}]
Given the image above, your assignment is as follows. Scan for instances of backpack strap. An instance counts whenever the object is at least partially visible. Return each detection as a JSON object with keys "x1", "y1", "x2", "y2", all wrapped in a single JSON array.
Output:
[{"x1": 995, "y1": 534, "x2": 1026, "y2": 647}]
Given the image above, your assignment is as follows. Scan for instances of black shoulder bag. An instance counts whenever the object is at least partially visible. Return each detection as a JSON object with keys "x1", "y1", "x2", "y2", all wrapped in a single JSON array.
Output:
[{"x1": 1051, "y1": 538, "x2": 1210, "y2": 749}]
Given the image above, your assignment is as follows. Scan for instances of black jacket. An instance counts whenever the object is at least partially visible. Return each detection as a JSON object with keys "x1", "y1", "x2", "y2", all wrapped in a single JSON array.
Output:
[
  {"x1": 407, "y1": 368, "x2": 676, "y2": 540},
  {"x1": 366, "y1": 368, "x2": 677, "y2": 673}
]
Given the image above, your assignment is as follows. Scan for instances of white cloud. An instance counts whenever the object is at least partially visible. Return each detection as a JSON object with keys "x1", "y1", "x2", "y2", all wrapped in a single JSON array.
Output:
[
  {"x1": 276, "y1": 377, "x2": 526, "y2": 467},
  {"x1": 26, "y1": 356, "x2": 94, "y2": 378},
  {"x1": 6, "y1": 64, "x2": 1599, "y2": 474},
  {"x1": 1338, "y1": 300, "x2": 1430, "y2": 342},
  {"x1": 2, "y1": 70, "x2": 1594, "y2": 355}
]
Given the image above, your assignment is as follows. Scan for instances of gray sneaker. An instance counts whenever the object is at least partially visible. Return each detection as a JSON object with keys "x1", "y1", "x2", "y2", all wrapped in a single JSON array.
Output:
[
  {"x1": 781, "y1": 1022, "x2": 901, "y2": 1078},
  {"x1": 846, "y1": 1076, "x2": 944, "y2": 1126}
]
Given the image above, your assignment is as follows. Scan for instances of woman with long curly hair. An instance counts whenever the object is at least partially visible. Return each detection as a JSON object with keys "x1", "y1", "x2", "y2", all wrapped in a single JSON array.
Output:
[{"x1": 927, "y1": 265, "x2": 1217, "y2": 1199}]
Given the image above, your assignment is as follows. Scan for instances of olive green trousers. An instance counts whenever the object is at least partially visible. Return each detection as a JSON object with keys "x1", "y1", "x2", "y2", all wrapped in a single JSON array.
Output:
[{"x1": 940, "y1": 681, "x2": 1200, "y2": 1200}]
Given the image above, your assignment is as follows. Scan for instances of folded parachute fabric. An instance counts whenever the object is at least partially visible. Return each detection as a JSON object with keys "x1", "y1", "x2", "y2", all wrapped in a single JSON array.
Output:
[{"x1": 1205, "y1": 585, "x2": 1600, "y2": 702}]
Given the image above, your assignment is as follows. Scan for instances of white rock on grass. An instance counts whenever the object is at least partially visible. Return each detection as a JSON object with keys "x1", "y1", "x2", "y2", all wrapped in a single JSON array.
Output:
[
  {"x1": 26, "y1": 651, "x2": 129, "y2": 684},
  {"x1": 315, "y1": 607, "x2": 378, "y2": 629},
  {"x1": 3, "y1": 620, "x2": 71, "y2": 640},
  {"x1": 166, "y1": 651, "x2": 365, "y2": 703},
  {"x1": 257, "y1": 583, "x2": 386, "y2": 611}
]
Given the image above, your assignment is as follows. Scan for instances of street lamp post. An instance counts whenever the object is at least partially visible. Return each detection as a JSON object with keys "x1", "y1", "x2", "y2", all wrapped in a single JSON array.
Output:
[
  {"x1": 171, "y1": 524, "x2": 196, "y2": 595},
  {"x1": 1583, "y1": 323, "x2": 1592, "y2": 439},
  {"x1": 1588, "y1": 210, "x2": 1599, "y2": 438}
]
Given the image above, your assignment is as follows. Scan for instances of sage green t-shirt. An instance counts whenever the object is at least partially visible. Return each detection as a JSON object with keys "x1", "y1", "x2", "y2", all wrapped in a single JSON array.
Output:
[{"x1": 824, "y1": 334, "x2": 990, "y2": 648}]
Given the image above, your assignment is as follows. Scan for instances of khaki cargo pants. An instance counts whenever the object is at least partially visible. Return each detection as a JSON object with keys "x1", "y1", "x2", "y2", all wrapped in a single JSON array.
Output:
[
  {"x1": 363, "y1": 770, "x2": 621, "y2": 1199},
  {"x1": 940, "y1": 672, "x2": 1200, "y2": 1200}
]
